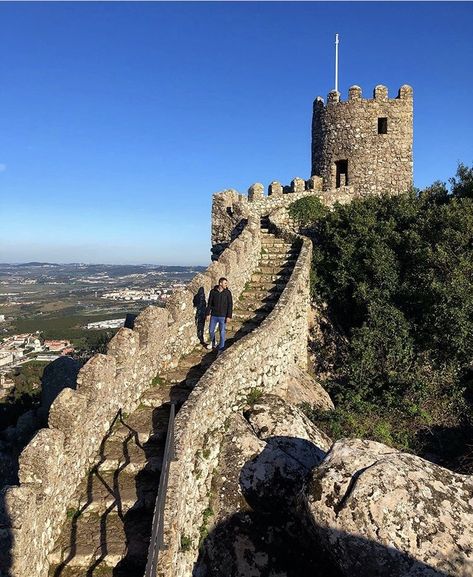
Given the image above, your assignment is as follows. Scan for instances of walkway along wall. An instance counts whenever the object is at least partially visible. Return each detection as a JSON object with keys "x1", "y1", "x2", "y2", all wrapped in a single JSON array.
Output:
[
  {"x1": 156, "y1": 218, "x2": 312, "y2": 577},
  {"x1": 0, "y1": 219, "x2": 262, "y2": 577},
  {"x1": 211, "y1": 175, "x2": 359, "y2": 259}
]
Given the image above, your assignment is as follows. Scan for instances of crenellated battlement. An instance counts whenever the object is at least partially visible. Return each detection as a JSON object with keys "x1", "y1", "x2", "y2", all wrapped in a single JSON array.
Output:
[
  {"x1": 312, "y1": 84, "x2": 413, "y2": 196},
  {"x1": 1, "y1": 217, "x2": 264, "y2": 577},
  {"x1": 211, "y1": 175, "x2": 358, "y2": 259},
  {"x1": 317, "y1": 84, "x2": 413, "y2": 106}
]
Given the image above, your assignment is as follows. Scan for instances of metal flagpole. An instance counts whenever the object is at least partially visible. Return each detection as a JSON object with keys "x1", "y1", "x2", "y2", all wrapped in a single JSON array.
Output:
[{"x1": 335, "y1": 33, "x2": 339, "y2": 93}]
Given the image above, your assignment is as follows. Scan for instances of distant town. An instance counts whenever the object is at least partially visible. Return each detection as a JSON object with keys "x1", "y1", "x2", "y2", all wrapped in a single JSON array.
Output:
[{"x1": 0, "y1": 262, "x2": 204, "y2": 401}]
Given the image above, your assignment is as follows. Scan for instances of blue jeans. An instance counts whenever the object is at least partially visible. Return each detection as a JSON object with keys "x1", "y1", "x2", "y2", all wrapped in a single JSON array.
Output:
[{"x1": 209, "y1": 316, "x2": 226, "y2": 350}]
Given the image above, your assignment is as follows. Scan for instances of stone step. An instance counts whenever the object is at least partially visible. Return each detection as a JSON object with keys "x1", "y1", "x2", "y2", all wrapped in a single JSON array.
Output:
[
  {"x1": 238, "y1": 295, "x2": 279, "y2": 309},
  {"x1": 260, "y1": 246, "x2": 299, "y2": 258},
  {"x1": 232, "y1": 310, "x2": 269, "y2": 322},
  {"x1": 237, "y1": 300, "x2": 275, "y2": 314},
  {"x1": 164, "y1": 362, "x2": 207, "y2": 384},
  {"x1": 49, "y1": 562, "x2": 116, "y2": 577},
  {"x1": 241, "y1": 287, "x2": 283, "y2": 300},
  {"x1": 256, "y1": 264, "x2": 294, "y2": 275},
  {"x1": 260, "y1": 238, "x2": 290, "y2": 247},
  {"x1": 249, "y1": 279, "x2": 288, "y2": 291},
  {"x1": 110, "y1": 405, "x2": 169, "y2": 445},
  {"x1": 226, "y1": 321, "x2": 260, "y2": 339},
  {"x1": 96, "y1": 436, "x2": 164, "y2": 474},
  {"x1": 48, "y1": 511, "x2": 128, "y2": 569},
  {"x1": 259, "y1": 253, "x2": 297, "y2": 264},
  {"x1": 70, "y1": 467, "x2": 160, "y2": 516},
  {"x1": 251, "y1": 272, "x2": 291, "y2": 283}
]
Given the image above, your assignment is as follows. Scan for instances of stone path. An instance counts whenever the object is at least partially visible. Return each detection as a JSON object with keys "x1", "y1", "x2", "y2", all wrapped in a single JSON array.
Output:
[{"x1": 48, "y1": 220, "x2": 299, "y2": 577}]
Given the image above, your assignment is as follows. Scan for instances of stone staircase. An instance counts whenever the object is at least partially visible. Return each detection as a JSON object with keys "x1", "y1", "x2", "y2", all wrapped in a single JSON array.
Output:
[{"x1": 47, "y1": 218, "x2": 299, "y2": 577}]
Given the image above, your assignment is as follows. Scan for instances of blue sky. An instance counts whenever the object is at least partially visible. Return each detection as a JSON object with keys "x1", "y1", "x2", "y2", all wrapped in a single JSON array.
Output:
[{"x1": 1, "y1": 2, "x2": 472, "y2": 265}]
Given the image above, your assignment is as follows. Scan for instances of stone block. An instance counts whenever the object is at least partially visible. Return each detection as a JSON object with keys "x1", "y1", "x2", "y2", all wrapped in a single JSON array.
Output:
[
  {"x1": 165, "y1": 287, "x2": 194, "y2": 323},
  {"x1": 76, "y1": 353, "x2": 116, "y2": 402},
  {"x1": 348, "y1": 85, "x2": 362, "y2": 101},
  {"x1": 291, "y1": 177, "x2": 306, "y2": 193},
  {"x1": 268, "y1": 181, "x2": 283, "y2": 196},
  {"x1": 248, "y1": 183, "x2": 264, "y2": 201},
  {"x1": 18, "y1": 428, "x2": 65, "y2": 488},
  {"x1": 373, "y1": 84, "x2": 388, "y2": 100},
  {"x1": 107, "y1": 327, "x2": 139, "y2": 372},
  {"x1": 306, "y1": 175, "x2": 323, "y2": 191},
  {"x1": 48, "y1": 388, "x2": 88, "y2": 439},
  {"x1": 134, "y1": 305, "x2": 171, "y2": 348}
]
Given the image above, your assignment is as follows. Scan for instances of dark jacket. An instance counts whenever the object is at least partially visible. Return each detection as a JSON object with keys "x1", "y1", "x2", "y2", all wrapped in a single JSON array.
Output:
[{"x1": 206, "y1": 287, "x2": 233, "y2": 319}]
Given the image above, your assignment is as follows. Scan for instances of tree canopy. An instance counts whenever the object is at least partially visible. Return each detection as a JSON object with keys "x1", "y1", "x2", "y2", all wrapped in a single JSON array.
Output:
[{"x1": 296, "y1": 163, "x2": 473, "y2": 472}]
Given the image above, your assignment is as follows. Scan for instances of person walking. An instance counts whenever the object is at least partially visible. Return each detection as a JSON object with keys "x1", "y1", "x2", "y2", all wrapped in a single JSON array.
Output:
[{"x1": 206, "y1": 277, "x2": 233, "y2": 353}]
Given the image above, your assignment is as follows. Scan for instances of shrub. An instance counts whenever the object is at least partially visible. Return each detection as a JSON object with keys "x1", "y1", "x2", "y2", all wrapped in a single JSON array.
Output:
[{"x1": 288, "y1": 196, "x2": 328, "y2": 226}]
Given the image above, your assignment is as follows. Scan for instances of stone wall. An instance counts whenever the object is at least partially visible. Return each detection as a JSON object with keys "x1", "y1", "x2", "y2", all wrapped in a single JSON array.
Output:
[
  {"x1": 312, "y1": 85, "x2": 413, "y2": 196},
  {"x1": 156, "y1": 220, "x2": 312, "y2": 577},
  {"x1": 0, "y1": 218, "x2": 263, "y2": 577},
  {"x1": 211, "y1": 176, "x2": 358, "y2": 256}
]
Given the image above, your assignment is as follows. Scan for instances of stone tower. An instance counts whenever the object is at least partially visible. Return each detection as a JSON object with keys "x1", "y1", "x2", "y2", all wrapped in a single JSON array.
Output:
[{"x1": 311, "y1": 84, "x2": 413, "y2": 195}]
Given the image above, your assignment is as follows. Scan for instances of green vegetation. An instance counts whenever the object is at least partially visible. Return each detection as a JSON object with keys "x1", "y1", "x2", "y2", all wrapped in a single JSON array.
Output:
[
  {"x1": 198, "y1": 506, "x2": 214, "y2": 548},
  {"x1": 12, "y1": 313, "x2": 121, "y2": 349},
  {"x1": 180, "y1": 534, "x2": 192, "y2": 552},
  {"x1": 246, "y1": 387, "x2": 264, "y2": 406},
  {"x1": 288, "y1": 195, "x2": 328, "y2": 226},
  {"x1": 66, "y1": 507, "x2": 81, "y2": 520},
  {"x1": 151, "y1": 374, "x2": 164, "y2": 387},
  {"x1": 301, "y1": 164, "x2": 473, "y2": 473},
  {"x1": 0, "y1": 361, "x2": 48, "y2": 430}
]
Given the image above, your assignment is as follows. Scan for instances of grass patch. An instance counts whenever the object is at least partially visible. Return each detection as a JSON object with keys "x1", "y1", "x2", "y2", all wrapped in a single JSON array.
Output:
[
  {"x1": 180, "y1": 534, "x2": 192, "y2": 552},
  {"x1": 151, "y1": 374, "x2": 164, "y2": 387},
  {"x1": 66, "y1": 507, "x2": 81, "y2": 520},
  {"x1": 246, "y1": 387, "x2": 263, "y2": 406},
  {"x1": 198, "y1": 506, "x2": 214, "y2": 548}
]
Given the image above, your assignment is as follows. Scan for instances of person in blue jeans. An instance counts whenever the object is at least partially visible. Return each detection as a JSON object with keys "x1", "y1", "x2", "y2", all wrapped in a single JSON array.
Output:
[{"x1": 205, "y1": 277, "x2": 233, "y2": 353}]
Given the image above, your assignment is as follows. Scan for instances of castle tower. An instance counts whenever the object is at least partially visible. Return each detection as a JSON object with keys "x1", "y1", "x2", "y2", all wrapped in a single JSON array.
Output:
[{"x1": 311, "y1": 84, "x2": 413, "y2": 195}]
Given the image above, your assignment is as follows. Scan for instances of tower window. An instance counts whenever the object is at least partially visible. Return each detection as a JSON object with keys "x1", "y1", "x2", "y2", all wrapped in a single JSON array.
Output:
[
  {"x1": 335, "y1": 160, "x2": 348, "y2": 188},
  {"x1": 378, "y1": 117, "x2": 388, "y2": 134}
]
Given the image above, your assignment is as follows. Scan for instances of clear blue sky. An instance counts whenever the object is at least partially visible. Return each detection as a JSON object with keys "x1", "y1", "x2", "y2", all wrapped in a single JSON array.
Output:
[{"x1": 1, "y1": 2, "x2": 472, "y2": 265}]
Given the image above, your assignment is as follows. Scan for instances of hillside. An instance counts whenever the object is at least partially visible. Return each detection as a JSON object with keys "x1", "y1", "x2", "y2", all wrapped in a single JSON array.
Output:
[{"x1": 290, "y1": 164, "x2": 473, "y2": 473}]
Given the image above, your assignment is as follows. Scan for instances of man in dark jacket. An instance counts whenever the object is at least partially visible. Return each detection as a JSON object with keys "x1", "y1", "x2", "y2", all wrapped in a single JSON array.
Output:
[{"x1": 206, "y1": 277, "x2": 233, "y2": 352}]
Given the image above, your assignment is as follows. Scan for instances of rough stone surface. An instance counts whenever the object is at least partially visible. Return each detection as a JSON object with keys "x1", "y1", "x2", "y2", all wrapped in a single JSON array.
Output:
[
  {"x1": 312, "y1": 85, "x2": 413, "y2": 195},
  {"x1": 3, "y1": 216, "x2": 263, "y2": 577},
  {"x1": 275, "y1": 364, "x2": 335, "y2": 411},
  {"x1": 306, "y1": 439, "x2": 473, "y2": 577},
  {"x1": 241, "y1": 394, "x2": 330, "y2": 511},
  {"x1": 195, "y1": 409, "x2": 341, "y2": 577},
  {"x1": 157, "y1": 223, "x2": 312, "y2": 577}
]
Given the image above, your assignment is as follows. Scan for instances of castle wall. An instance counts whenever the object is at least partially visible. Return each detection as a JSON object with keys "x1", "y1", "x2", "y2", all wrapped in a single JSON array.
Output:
[
  {"x1": 312, "y1": 85, "x2": 413, "y2": 196},
  {"x1": 211, "y1": 175, "x2": 358, "y2": 257},
  {"x1": 0, "y1": 219, "x2": 262, "y2": 577},
  {"x1": 156, "y1": 218, "x2": 312, "y2": 577}
]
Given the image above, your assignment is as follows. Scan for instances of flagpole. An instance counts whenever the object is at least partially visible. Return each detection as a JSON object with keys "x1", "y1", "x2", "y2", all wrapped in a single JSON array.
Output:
[{"x1": 335, "y1": 33, "x2": 339, "y2": 93}]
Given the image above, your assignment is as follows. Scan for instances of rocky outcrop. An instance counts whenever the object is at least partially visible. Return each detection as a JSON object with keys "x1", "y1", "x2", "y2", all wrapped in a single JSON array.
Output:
[
  {"x1": 196, "y1": 397, "x2": 341, "y2": 577},
  {"x1": 306, "y1": 439, "x2": 473, "y2": 577},
  {"x1": 275, "y1": 364, "x2": 335, "y2": 410},
  {"x1": 241, "y1": 394, "x2": 331, "y2": 512}
]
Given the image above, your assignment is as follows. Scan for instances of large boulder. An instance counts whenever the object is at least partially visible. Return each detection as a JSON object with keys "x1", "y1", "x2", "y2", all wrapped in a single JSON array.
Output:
[
  {"x1": 241, "y1": 394, "x2": 331, "y2": 511},
  {"x1": 196, "y1": 408, "x2": 341, "y2": 577},
  {"x1": 306, "y1": 439, "x2": 473, "y2": 577}
]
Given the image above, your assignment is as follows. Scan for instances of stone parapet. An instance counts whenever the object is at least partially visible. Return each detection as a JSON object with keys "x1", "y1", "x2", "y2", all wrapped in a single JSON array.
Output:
[
  {"x1": 0, "y1": 218, "x2": 262, "y2": 577},
  {"x1": 312, "y1": 85, "x2": 413, "y2": 196},
  {"x1": 156, "y1": 223, "x2": 312, "y2": 577}
]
